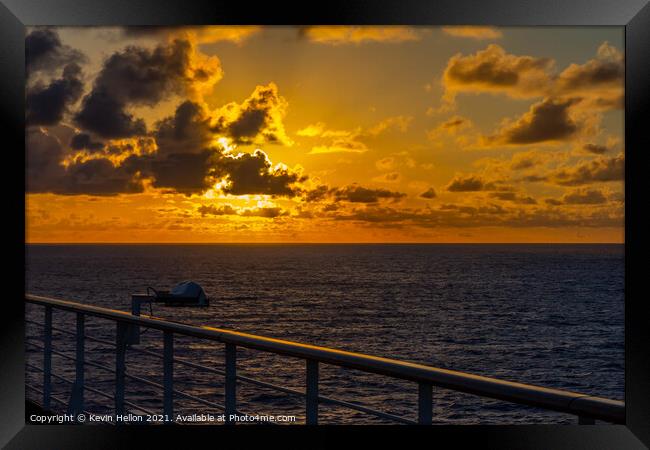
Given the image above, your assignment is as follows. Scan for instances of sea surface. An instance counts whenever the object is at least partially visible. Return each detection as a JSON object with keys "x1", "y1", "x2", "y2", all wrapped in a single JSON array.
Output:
[{"x1": 25, "y1": 244, "x2": 624, "y2": 424}]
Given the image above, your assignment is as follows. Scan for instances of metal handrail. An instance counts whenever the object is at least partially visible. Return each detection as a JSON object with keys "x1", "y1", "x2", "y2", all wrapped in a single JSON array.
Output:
[
  {"x1": 27, "y1": 362, "x2": 157, "y2": 416},
  {"x1": 27, "y1": 336, "x2": 412, "y2": 424},
  {"x1": 26, "y1": 338, "x2": 233, "y2": 415},
  {"x1": 25, "y1": 294, "x2": 624, "y2": 424}
]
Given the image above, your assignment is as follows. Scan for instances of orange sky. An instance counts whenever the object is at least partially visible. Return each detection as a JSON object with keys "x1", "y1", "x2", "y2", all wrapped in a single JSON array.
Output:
[{"x1": 25, "y1": 26, "x2": 624, "y2": 243}]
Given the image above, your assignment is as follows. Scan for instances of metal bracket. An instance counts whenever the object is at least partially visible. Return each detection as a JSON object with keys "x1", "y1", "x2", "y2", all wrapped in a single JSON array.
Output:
[{"x1": 128, "y1": 294, "x2": 154, "y2": 344}]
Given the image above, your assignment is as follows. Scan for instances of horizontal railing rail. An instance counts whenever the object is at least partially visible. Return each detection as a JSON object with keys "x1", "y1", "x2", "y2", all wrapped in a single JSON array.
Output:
[
  {"x1": 25, "y1": 334, "x2": 415, "y2": 424},
  {"x1": 25, "y1": 294, "x2": 624, "y2": 425}
]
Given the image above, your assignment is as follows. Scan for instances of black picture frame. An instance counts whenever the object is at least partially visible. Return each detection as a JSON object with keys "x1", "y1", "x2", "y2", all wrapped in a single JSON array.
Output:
[{"x1": 2, "y1": 0, "x2": 648, "y2": 448}]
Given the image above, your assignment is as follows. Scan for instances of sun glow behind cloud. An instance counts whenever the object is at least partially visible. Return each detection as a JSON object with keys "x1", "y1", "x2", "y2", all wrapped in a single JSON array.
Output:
[{"x1": 25, "y1": 26, "x2": 624, "y2": 243}]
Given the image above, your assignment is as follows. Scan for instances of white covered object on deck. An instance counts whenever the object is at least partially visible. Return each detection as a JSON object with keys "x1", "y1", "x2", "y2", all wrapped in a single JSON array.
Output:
[{"x1": 170, "y1": 281, "x2": 207, "y2": 305}]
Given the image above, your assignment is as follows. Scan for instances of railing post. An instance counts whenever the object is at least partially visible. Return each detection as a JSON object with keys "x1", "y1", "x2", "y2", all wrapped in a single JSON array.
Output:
[
  {"x1": 75, "y1": 313, "x2": 86, "y2": 413},
  {"x1": 418, "y1": 382, "x2": 432, "y2": 425},
  {"x1": 42, "y1": 306, "x2": 52, "y2": 410},
  {"x1": 129, "y1": 295, "x2": 150, "y2": 345},
  {"x1": 115, "y1": 322, "x2": 128, "y2": 417},
  {"x1": 163, "y1": 331, "x2": 174, "y2": 422},
  {"x1": 225, "y1": 343, "x2": 236, "y2": 423},
  {"x1": 306, "y1": 359, "x2": 319, "y2": 425},
  {"x1": 578, "y1": 416, "x2": 595, "y2": 425},
  {"x1": 68, "y1": 312, "x2": 85, "y2": 416}
]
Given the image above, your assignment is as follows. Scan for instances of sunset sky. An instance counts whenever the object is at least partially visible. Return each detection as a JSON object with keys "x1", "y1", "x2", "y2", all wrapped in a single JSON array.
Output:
[{"x1": 25, "y1": 26, "x2": 624, "y2": 243}]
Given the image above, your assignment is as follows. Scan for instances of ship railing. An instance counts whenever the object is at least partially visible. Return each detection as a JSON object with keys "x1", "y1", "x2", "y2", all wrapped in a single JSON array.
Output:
[{"x1": 24, "y1": 294, "x2": 625, "y2": 425}]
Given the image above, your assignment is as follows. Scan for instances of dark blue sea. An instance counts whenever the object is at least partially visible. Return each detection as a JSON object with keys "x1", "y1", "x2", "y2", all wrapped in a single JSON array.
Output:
[{"x1": 25, "y1": 244, "x2": 624, "y2": 424}]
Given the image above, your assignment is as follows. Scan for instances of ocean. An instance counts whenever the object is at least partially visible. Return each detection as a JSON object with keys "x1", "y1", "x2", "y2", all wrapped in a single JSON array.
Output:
[{"x1": 25, "y1": 244, "x2": 624, "y2": 424}]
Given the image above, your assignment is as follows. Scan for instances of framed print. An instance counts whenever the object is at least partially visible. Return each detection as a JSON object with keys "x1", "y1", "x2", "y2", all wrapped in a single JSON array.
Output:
[{"x1": 1, "y1": 0, "x2": 649, "y2": 448}]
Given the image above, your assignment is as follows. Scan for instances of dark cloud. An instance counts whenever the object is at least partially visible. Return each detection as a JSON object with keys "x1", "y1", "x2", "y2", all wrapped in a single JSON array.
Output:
[
  {"x1": 75, "y1": 39, "x2": 220, "y2": 139},
  {"x1": 228, "y1": 109, "x2": 266, "y2": 140},
  {"x1": 521, "y1": 154, "x2": 624, "y2": 186},
  {"x1": 561, "y1": 188, "x2": 608, "y2": 205},
  {"x1": 198, "y1": 204, "x2": 237, "y2": 216},
  {"x1": 427, "y1": 115, "x2": 473, "y2": 141},
  {"x1": 26, "y1": 63, "x2": 84, "y2": 125},
  {"x1": 552, "y1": 154, "x2": 624, "y2": 186},
  {"x1": 438, "y1": 203, "x2": 508, "y2": 216},
  {"x1": 74, "y1": 89, "x2": 147, "y2": 139},
  {"x1": 302, "y1": 184, "x2": 407, "y2": 204},
  {"x1": 154, "y1": 100, "x2": 213, "y2": 155},
  {"x1": 26, "y1": 28, "x2": 86, "y2": 74},
  {"x1": 240, "y1": 206, "x2": 286, "y2": 218},
  {"x1": 102, "y1": 137, "x2": 156, "y2": 157},
  {"x1": 420, "y1": 188, "x2": 437, "y2": 199},
  {"x1": 323, "y1": 200, "x2": 621, "y2": 229},
  {"x1": 159, "y1": 101, "x2": 203, "y2": 140},
  {"x1": 56, "y1": 157, "x2": 145, "y2": 195},
  {"x1": 210, "y1": 83, "x2": 290, "y2": 145},
  {"x1": 520, "y1": 174, "x2": 548, "y2": 183},
  {"x1": 556, "y1": 42, "x2": 623, "y2": 92},
  {"x1": 510, "y1": 152, "x2": 543, "y2": 170},
  {"x1": 332, "y1": 184, "x2": 406, "y2": 203},
  {"x1": 135, "y1": 101, "x2": 220, "y2": 194},
  {"x1": 31, "y1": 95, "x2": 301, "y2": 197},
  {"x1": 441, "y1": 42, "x2": 622, "y2": 114},
  {"x1": 26, "y1": 127, "x2": 66, "y2": 192},
  {"x1": 446, "y1": 175, "x2": 494, "y2": 192},
  {"x1": 303, "y1": 185, "x2": 330, "y2": 202},
  {"x1": 27, "y1": 127, "x2": 144, "y2": 196},
  {"x1": 589, "y1": 95, "x2": 624, "y2": 110},
  {"x1": 328, "y1": 203, "x2": 519, "y2": 227},
  {"x1": 488, "y1": 192, "x2": 517, "y2": 201},
  {"x1": 92, "y1": 40, "x2": 203, "y2": 105},
  {"x1": 127, "y1": 97, "x2": 304, "y2": 195},
  {"x1": 70, "y1": 133, "x2": 104, "y2": 151},
  {"x1": 558, "y1": 61, "x2": 622, "y2": 90},
  {"x1": 154, "y1": 89, "x2": 287, "y2": 153},
  {"x1": 440, "y1": 116, "x2": 467, "y2": 130},
  {"x1": 148, "y1": 150, "x2": 217, "y2": 194},
  {"x1": 545, "y1": 189, "x2": 610, "y2": 206},
  {"x1": 27, "y1": 40, "x2": 300, "y2": 198},
  {"x1": 197, "y1": 204, "x2": 286, "y2": 218},
  {"x1": 331, "y1": 206, "x2": 424, "y2": 224},
  {"x1": 487, "y1": 98, "x2": 580, "y2": 145},
  {"x1": 582, "y1": 143, "x2": 609, "y2": 154},
  {"x1": 443, "y1": 44, "x2": 553, "y2": 98},
  {"x1": 489, "y1": 192, "x2": 537, "y2": 204},
  {"x1": 217, "y1": 150, "x2": 305, "y2": 196},
  {"x1": 449, "y1": 58, "x2": 514, "y2": 86},
  {"x1": 511, "y1": 159, "x2": 536, "y2": 170}
]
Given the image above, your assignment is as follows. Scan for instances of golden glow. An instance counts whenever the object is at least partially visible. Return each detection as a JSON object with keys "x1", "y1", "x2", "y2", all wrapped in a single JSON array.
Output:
[
  {"x1": 26, "y1": 26, "x2": 625, "y2": 243},
  {"x1": 441, "y1": 26, "x2": 503, "y2": 40},
  {"x1": 301, "y1": 26, "x2": 424, "y2": 45}
]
